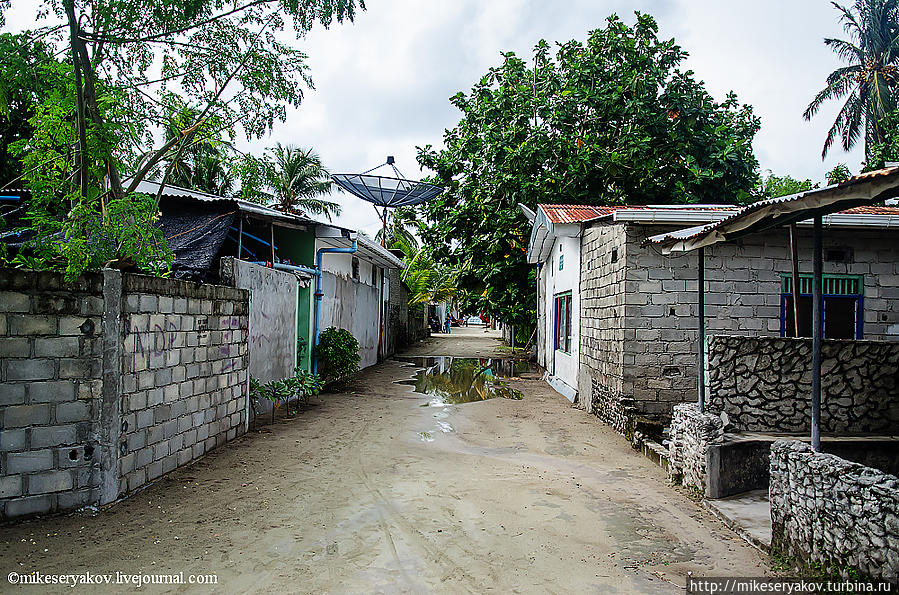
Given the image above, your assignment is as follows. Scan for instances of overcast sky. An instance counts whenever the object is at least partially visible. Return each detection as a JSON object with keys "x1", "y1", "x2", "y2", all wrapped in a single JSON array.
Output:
[{"x1": 5, "y1": 0, "x2": 865, "y2": 236}]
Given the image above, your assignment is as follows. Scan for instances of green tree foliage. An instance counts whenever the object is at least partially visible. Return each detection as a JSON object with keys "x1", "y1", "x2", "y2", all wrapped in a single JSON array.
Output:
[
  {"x1": 860, "y1": 109, "x2": 899, "y2": 169},
  {"x1": 392, "y1": 239, "x2": 458, "y2": 307},
  {"x1": 757, "y1": 171, "x2": 817, "y2": 199},
  {"x1": 377, "y1": 206, "x2": 419, "y2": 249},
  {"x1": 804, "y1": 0, "x2": 899, "y2": 158},
  {"x1": 826, "y1": 163, "x2": 853, "y2": 183},
  {"x1": 316, "y1": 327, "x2": 360, "y2": 386},
  {"x1": 0, "y1": 0, "x2": 361, "y2": 278},
  {"x1": 415, "y1": 13, "x2": 760, "y2": 328},
  {"x1": 267, "y1": 144, "x2": 340, "y2": 220},
  {"x1": 0, "y1": 32, "x2": 56, "y2": 187}
]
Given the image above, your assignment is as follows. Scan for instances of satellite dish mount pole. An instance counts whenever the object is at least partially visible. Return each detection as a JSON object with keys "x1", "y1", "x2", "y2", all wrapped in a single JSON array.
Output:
[{"x1": 381, "y1": 207, "x2": 388, "y2": 248}]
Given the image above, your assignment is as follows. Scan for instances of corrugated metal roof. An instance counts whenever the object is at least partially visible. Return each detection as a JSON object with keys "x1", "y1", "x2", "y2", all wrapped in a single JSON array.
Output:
[
  {"x1": 539, "y1": 204, "x2": 617, "y2": 224},
  {"x1": 644, "y1": 166, "x2": 899, "y2": 252},
  {"x1": 537, "y1": 203, "x2": 743, "y2": 224},
  {"x1": 840, "y1": 205, "x2": 899, "y2": 215}
]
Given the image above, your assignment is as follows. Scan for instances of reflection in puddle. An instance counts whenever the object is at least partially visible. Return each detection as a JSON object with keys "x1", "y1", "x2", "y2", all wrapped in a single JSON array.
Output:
[{"x1": 395, "y1": 357, "x2": 533, "y2": 404}]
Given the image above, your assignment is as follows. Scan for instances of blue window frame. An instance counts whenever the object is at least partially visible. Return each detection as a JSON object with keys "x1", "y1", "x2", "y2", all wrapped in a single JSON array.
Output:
[
  {"x1": 779, "y1": 274, "x2": 863, "y2": 339},
  {"x1": 554, "y1": 292, "x2": 572, "y2": 353}
]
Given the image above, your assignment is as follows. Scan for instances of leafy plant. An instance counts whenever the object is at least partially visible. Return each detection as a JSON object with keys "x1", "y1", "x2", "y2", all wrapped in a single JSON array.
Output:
[
  {"x1": 316, "y1": 327, "x2": 360, "y2": 386},
  {"x1": 249, "y1": 369, "x2": 323, "y2": 423}
]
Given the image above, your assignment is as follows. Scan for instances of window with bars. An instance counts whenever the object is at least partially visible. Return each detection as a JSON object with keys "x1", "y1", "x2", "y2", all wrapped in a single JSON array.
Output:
[
  {"x1": 554, "y1": 292, "x2": 572, "y2": 353},
  {"x1": 780, "y1": 274, "x2": 863, "y2": 339}
]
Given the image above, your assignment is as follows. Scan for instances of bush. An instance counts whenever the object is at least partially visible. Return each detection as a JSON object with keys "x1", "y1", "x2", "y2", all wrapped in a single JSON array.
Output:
[{"x1": 316, "y1": 327, "x2": 360, "y2": 385}]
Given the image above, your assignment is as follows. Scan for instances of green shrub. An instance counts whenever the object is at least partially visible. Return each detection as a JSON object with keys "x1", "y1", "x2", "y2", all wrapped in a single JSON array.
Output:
[{"x1": 316, "y1": 327, "x2": 360, "y2": 385}]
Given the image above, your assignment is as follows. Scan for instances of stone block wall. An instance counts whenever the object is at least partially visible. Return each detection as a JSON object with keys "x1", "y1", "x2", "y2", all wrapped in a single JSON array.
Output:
[
  {"x1": 578, "y1": 224, "x2": 628, "y2": 422},
  {"x1": 770, "y1": 440, "x2": 899, "y2": 581},
  {"x1": 667, "y1": 403, "x2": 724, "y2": 493},
  {"x1": 705, "y1": 335, "x2": 899, "y2": 434},
  {"x1": 0, "y1": 268, "x2": 249, "y2": 519},
  {"x1": 0, "y1": 270, "x2": 105, "y2": 517},
  {"x1": 579, "y1": 223, "x2": 899, "y2": 425},
  {"x1": 117, "y1": 274, "x2": 248, "y2": 496}
]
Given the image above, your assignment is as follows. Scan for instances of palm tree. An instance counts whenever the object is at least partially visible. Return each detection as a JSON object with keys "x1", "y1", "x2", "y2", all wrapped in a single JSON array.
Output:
[
  {"x1": 377, "y1": 206, "x2": 420, "y2": 249},
  {"x1": 804, "y1": 0, "x2": 899, "y2": 158},
  {"x1": 268, "y1": 144, "x2": 341, "y2": 220}
]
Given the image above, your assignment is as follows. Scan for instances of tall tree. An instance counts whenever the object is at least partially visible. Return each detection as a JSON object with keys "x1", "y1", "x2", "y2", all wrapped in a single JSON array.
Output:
[
  {"x1": 1, "y1": 0, "x2": 362, "y2": 277},
  {"x1": 377, "y1": 206, "x2": 419, "y2": 249},
  {"x1": 416, "y1": 13, "x2": 760, "y2": 329},
  {"x1": 804, "y1": 0, "x2": 899, "y2": 158},
  {"x1": 268, "y1": 144, "x2": 340, "y2": 220},
  {"x1": 0, "y1": 32, "x2": 56, "y2": 187}
]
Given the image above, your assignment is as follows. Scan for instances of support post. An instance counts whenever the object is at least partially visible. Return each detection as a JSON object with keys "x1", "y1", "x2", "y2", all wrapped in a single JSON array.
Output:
[
  {"x1": 789, "y1": 224, "x2": 801, "y2": 338},
  {"x1": 237, "y1": 217, "x2": 243, "y2": 259},
  {"x1": 698, "y1": 247, "x2": 706, "y2": 412},
  {"x1": 811, "y1": 216, "x2": 823, "y2": 451},
  {"x1": 270, "y1": 223, "x2": 276, "y2": 264}
]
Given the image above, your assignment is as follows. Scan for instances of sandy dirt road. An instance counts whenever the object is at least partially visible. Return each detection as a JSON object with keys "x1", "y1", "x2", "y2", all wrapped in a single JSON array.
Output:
[{"x1": 0, "y1": 328, "x2": 768, "y2": 593}]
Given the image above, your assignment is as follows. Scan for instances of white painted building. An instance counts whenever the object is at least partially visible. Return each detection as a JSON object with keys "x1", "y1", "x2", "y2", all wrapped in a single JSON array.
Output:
[
  {"x1": 527, "y1": 205, "x2": 597, "y2": 402},
  {"x1": 316, "y1": 233, "x2": 405, "y2": 368}
]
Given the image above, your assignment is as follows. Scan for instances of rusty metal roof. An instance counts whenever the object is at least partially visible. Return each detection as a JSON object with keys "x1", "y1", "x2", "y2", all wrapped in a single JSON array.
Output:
[{"x1": 539, "y1": 204, "x2": 617, "y2": 224}]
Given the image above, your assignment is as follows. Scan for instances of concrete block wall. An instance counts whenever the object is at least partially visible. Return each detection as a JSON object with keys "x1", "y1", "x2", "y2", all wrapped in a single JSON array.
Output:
[
  {"x1": 578, "y1": 224, "x2": 628, "y2": 422},
  {"x1": 118, "y1": 274, "x2": 249, "y2": 496},
  {"x1": 706, "y1": 335, "x2": 899, "y2": 434},
  {"x1": 0, "y1": 270, "x2": 104, "y2": 517},
  {"x1": 0, "y1": 268, "x2": 249, "y2": 519},
  {"x1": 770, "y1": 440, "x2": 899, "y2": 581},
  {"x1": 582, "y1": 223, "x2": 899, "y2": 424}
]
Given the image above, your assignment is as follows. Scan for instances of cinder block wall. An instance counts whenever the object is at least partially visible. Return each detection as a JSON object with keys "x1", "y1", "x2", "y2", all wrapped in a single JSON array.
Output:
[
  {"x1": 117, "y1": 274, "x2": 249, "y2": 496},
  {"x1": 0, "y1": 268, "x2": 249, "y2": 519},
  {"x1": 578, "y1": 224, "x2": 629, "y2": 429},
  {"x1": 582, "y1": 223, "x2": 899, "y2": 425},
  {"x1": 0, "y1": 270, "x2": 105, "y2": 517}
]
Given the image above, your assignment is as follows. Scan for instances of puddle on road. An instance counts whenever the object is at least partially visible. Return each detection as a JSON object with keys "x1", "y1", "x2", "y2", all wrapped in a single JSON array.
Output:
[{"x1": 395, "y1": 357, "x2": 535, "y2": 405}]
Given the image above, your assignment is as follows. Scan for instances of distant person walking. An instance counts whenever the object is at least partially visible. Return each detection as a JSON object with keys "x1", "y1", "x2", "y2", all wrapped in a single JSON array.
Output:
[{"x1": 444, "y1": 317, "x2": 452, "y2": 334}]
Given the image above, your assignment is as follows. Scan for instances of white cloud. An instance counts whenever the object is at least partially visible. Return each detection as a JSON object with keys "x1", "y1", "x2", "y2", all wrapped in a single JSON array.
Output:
[{"x1": 3, "y1": 0, "x2": 869, "y2": 234}]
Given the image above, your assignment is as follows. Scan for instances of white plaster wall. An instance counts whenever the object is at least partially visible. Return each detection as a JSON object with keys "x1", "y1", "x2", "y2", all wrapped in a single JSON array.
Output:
[
  {"x1": 315, "y1": 243, "x2": 386, "y2": 369},
  {"x1": 542, "y1": 235, "x2": 581, "y2": 396},
  {"x1": 232, "y1": 260, "x2": 298, "y2": 384}
]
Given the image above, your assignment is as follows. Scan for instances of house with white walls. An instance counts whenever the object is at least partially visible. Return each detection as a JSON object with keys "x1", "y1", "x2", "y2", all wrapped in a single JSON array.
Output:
[{"x1": 527, "y1": 205, "x2": 600, "y2": 402}]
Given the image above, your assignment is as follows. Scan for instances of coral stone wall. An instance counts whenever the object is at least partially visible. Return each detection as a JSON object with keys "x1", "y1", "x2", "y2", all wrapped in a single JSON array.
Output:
[
  {"x1": 667, "y1": 403, "x2": 724, "y2": 493},
  {"x1": 705, "y1": 335, "x2": 899, "y2": 434},
  {"x1": 770, "y1": 440, "x2": 899, "y2": 581}
]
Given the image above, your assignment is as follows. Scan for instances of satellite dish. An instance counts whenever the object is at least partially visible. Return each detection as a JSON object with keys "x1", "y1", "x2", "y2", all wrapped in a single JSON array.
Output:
[{"x1": 331, "y1": 157, "x2": 443, "y2": 245}]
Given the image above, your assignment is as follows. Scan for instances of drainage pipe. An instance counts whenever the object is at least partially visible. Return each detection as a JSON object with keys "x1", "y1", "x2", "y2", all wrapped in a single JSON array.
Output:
[{"x1": 313, "y1": 240, "x2": 358, "y2": 374}]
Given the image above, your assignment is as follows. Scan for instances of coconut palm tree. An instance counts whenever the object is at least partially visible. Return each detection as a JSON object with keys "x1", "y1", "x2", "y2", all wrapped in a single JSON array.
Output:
[
  {"x1": 377, "y1": 206, "x2": 420, "y2": 249},
  {"x1": 806, "y1": 0, "x2": 899, "y2": 156},
  {"x1": 804, "y1": 0, "x2": 899, "y2": 158},
  {"x1": 268, "y1": 144, "x2": 341, "y2": 220}
]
